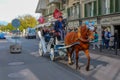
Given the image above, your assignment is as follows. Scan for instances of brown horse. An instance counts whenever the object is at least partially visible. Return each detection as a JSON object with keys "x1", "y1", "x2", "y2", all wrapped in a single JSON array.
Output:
[{"x1": 65, "y1": 24, "x2": 94, "y2": 71}]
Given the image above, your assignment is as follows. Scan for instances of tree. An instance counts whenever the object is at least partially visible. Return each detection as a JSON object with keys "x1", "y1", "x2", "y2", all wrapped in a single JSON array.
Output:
[
  {"x1": 6, "y1": 23, "x2": 15, "y2": 31},
  {"x1": 18, "y1": 15, "x2": 37, "y2": 31}
]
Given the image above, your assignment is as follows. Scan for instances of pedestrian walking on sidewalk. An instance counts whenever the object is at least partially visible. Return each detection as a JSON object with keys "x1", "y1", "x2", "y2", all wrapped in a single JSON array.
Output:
[
  {"x1": 104, "y1": 28, "x2": 111, "y2": 49},
  {"x1": 102, "y1": 29, "x2": 106, "y2": 48},
  {"x1": 92, "y1": 31, "x2": 100, "y2": 49}
]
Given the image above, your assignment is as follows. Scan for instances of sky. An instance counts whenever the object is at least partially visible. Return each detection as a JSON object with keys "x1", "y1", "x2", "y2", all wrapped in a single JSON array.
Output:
[{"x1": 0, "y1": 0, "x2": 41, "y2": 24}]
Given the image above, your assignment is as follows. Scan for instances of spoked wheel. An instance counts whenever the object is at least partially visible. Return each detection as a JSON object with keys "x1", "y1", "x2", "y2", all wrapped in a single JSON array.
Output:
[
  {"x1": 50, "y1": 48, "x2": 55, "y2": 61},
  {"x1": 39, "y1": 42, "x2": 43, "y2": 56}
]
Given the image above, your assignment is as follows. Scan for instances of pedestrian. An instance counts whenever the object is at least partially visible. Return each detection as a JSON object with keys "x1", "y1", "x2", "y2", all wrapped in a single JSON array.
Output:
[
  {"x1": 38, "y1": 28, "x2": 47, "y2": 54},
  {"x1": 112, "y1": 30, "x2": 119, "y2": 49},
  {"x1": 101, "y1": 28, "x2": 105, "y2": 48},
  {"x1": 92, "y1": 31, "x2": 100, "y2": 49},
  {"x1": 104, "y1": 28, "x2": 111, "y2": 49},
  {"x1": 54, "y1": 16, "x2": 66, "y2": 41}
]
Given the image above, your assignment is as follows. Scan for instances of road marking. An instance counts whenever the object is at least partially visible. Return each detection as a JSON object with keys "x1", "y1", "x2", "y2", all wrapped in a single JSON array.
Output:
[
  {"x1": 8, "y1": 62, "x2": 24, "y2": 66},
  {"x1": 8, "y1": 72, "x2": 26, "y2": 78}
]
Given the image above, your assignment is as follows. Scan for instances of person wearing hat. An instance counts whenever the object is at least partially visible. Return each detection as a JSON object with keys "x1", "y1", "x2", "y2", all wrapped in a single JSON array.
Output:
[{"x1": 54, "y1": 16, "x2": 66, "y2": 41}]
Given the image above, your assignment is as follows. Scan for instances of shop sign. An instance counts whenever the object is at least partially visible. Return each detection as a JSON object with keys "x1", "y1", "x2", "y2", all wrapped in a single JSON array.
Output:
[
  {"x1": 100, "y1": 18, "x2": 111, "y2": 24},
  {"x1": 81, "y1": 0, "x2": 96, "y2": 3},
  {"x1": 111, "y1": 16, "x2": 120, "y2": 24}
]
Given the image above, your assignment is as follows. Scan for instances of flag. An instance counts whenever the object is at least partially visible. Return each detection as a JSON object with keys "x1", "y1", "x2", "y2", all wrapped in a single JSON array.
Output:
[
  {"x1": 53, "y1": 9, "x2": 62, "y2": 19},
  {"x1": 38, "y1": 16, "x2": 45, "y2": 24}
]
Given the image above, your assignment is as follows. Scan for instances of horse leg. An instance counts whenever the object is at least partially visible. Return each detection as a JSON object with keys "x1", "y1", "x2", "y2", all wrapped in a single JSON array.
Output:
[
  {"x1": 84, "y1": 50, "x2": 90, "y2": 71},
  {"x1": 67, "y1": 48, "x2": 74, "y2": 65},
  {"x1": 75, "y1": 49, "x2": 80, "y2": 70}
]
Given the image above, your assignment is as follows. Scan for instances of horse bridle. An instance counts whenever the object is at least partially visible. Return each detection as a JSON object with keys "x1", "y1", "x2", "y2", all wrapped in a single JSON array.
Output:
[{"x1": 77, "y1": 27, "x2": 92, "y2": 43}]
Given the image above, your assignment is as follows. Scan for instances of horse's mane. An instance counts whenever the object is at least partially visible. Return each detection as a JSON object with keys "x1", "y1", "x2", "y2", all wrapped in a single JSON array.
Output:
[{"x1": 78, "y1": 25, "x2": 88, "y2": 39}]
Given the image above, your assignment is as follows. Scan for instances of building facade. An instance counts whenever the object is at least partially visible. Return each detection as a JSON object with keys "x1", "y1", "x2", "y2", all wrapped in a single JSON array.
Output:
[
  {"x1": 36, "y1": 0, "x2": 120, "y2": 40},
  {"x1": 67, "y1": 0, "x2": 81, "y2": 28},
  {"x1": 36, "y1": 0, "x2": 67, "y2": 24},
  {"x1": 81, "y1": 0, "x2": 120, "y2": 40}
]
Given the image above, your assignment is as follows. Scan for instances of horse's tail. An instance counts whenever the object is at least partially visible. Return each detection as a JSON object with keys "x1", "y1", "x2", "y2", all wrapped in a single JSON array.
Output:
[{"x1": 58, "y1": 42, "x2": 80, "y2": 50}]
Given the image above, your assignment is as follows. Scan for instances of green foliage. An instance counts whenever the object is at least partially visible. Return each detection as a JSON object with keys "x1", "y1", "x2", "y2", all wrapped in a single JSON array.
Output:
[
  {"x1": 18, "y1": 15, "x2": 37, "y2": 31},
  {"x1": 0, "y1": 23, "x2": 15, "y2": 32}
]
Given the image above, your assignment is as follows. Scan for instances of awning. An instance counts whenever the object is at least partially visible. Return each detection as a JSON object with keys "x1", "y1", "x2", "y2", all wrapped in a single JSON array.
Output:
[{"x1": 35, "y1": 22, "x2": 52, "y2": 29}]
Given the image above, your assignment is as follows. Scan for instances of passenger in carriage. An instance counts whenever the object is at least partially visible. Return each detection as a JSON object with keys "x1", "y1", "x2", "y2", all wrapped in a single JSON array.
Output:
[{"x1": 54, "y1": 16, "x2": 66, "y2": 41}]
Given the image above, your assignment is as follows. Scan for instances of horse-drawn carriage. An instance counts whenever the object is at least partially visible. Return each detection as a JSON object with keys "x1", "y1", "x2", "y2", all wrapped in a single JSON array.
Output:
[
  {"x1": 38, "y1": 21, "x2": 95, "y2": 71},
  {"x1": 38, "y1": 27, "x2": 67, "y2": 61}
]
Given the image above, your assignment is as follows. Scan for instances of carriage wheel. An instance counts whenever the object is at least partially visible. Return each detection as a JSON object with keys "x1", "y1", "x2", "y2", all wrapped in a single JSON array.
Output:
[{"x1": 50, "y1": 48, "x2": 55, "y2": 61}]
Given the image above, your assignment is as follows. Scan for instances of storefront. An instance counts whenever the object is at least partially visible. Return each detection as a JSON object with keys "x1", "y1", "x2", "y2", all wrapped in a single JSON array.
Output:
[
  {"x1": 100, "y1": 16, "x2": 120, "y2": 36},
  {"x1": 100, "y1": 15, "x2": 120, "y2": 48},
  {"x1": 111, "y1": 16, "x2": 120, "y2": 35}
]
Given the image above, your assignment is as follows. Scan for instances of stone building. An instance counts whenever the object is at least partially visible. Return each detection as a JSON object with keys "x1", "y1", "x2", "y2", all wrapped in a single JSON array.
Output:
[
  {"x1": 36, "y1": 0, "x2": 120, "y2": 41},
  {"x1": 36, "y1": 0, "x2": 67, "y2": 23},
  {"x1": 81, "y1": 0, "x2": 120, "y2": 40}
]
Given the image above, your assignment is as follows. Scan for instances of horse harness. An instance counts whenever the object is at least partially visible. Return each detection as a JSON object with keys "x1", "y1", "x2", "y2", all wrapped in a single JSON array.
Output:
[{"x1": 76, "y1": 27, "x2": 90, "y2": 43}]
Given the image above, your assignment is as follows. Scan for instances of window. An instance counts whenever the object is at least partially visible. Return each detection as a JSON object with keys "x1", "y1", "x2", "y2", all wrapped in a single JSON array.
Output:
[
  {"x1": 98, "y1": 0, "x2": 110, "y2": 15},
  {"x1": 85, "y1": 2, "x2": 93, "y2": 17},
  {"x1": 84, "y1": 1, "x2": 97, "y2": 17},
  {"x1": 101, "y1": 0, "x2": 110, "y2": 14},
  {"x1": 70, "y1": 7, "x2": 73, "y2": 17},
  {"x1": 59, "y1": 2, "x2": 65, "y2": 10}
]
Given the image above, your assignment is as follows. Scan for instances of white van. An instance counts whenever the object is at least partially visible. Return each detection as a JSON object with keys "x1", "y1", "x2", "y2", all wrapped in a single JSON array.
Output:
[{"x1": 25, "y1": 28, "x2": 36, "y2": 39}]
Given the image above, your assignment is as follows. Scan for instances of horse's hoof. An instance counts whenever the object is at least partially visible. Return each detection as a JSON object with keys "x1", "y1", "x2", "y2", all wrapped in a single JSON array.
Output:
[
  {"x1": 86, "y1": 67, "x2": 89, "y2": 71},
  {"x1": 69, "y1": 62, "x2": 74, "y2": 65}
]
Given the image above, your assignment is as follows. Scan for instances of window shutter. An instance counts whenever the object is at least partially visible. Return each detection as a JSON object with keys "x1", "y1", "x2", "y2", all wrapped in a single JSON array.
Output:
[
  {"x1": 94, "y1": 1, "x2": 97, "y2": 16},
  {"x1": 115, "y1": 0, "x2": 119, "y2": 12},
  {"x1": 67, "y1": 8, "x2": 70, "y2": 17},
  {"x1": 98, "y1": 0, "x2": 101, "y2": 15},
  {"x1": 84, "y1": 4, "x2": 87, "y2": 17},
  {"x1": 110, "y1": 0, "x2": 114, "y2": 13}
]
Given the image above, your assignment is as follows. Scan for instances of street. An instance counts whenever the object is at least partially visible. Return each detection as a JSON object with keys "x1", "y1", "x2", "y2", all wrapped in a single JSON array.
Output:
[
  {"x1": 0, "y1": 38, "x2": 120, "y2": 80},
  {"x1": 1, "y1": 0, "x2": 120, "y2": 80},
  {"x1": 0, "y1": 38, "x2": 83, "y2": 80}
]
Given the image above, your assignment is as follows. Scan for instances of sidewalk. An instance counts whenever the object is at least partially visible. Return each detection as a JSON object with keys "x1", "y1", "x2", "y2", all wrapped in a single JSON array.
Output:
[
  {"x1": 58, "y1": 50, "x2": 120, "y2": 80},
  {"x1": 90, "y1": 47, "x2": 120, "y2": 59}
]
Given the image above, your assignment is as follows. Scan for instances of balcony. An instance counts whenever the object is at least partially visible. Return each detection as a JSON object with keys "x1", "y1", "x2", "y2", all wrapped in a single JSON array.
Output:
[{"x1": 48, "y1": 0, "x2": 60, "y2": 5}]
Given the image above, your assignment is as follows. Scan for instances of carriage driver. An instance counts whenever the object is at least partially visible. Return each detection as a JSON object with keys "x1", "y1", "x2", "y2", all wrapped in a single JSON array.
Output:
[{"x1": 54, "y1": 16, "x2": 66, "y2": 41}]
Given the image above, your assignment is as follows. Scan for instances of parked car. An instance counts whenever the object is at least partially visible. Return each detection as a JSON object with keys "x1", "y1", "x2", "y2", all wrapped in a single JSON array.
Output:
[{"x1": 0, "y1": 32, "x2": 6, "y2": 39}]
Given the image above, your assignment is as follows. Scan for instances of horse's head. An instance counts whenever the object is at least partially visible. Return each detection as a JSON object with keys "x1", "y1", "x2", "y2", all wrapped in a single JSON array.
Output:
[
  {"x1": 78, "y1": 24, "x2": 94, "y2": 42},
  {"x1": 86, "y1": 26, "x2": 94, "y2": 41}
]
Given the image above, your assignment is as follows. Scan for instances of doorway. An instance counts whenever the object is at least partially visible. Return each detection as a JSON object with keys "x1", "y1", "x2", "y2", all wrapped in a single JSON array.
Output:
[
  {"x1": 114, "y1": 25, "x2": 120, "y2": 37},
  {"x1": 114, "y1": 25, "x2": 120, "y2": 49}
]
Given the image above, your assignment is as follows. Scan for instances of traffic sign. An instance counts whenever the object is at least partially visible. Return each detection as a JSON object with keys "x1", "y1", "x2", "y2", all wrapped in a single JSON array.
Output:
[{"x1": 12, "y1": 19, "x2": 20, "y2": 28}]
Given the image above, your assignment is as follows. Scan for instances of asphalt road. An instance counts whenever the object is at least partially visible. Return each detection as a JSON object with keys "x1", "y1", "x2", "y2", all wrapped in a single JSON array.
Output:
[{"x1": 0, "y1": 38, "x2": 84, "y2": 80}]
